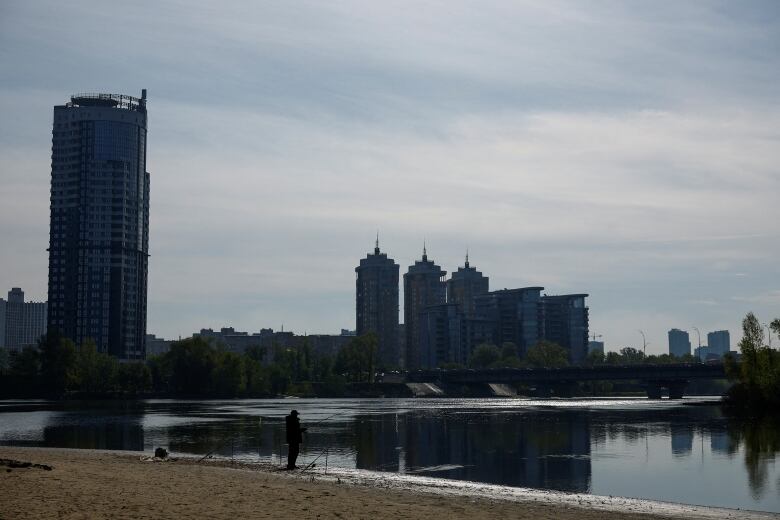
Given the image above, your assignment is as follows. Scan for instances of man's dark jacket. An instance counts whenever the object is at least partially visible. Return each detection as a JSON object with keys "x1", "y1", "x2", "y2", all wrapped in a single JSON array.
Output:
[{"x1": 286, "y1": 414, "x2": 303, "y2": 444}]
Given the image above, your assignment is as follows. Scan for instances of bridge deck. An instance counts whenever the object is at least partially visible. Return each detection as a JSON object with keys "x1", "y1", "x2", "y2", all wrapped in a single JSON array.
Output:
[{"x1": 408, "y1": 364, "x2": 726, "y2": 384}]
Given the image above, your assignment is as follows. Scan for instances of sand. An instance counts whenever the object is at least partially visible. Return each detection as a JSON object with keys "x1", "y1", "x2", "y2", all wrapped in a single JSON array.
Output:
[{"x1": 0, "y1": 447, "x2": 773, "y2": 520}]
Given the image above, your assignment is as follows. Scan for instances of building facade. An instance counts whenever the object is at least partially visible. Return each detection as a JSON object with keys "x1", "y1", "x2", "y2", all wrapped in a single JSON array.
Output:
[
  {"x1": 0, "y1": 288, "x2": 47, "y2": 350},
  {"x1": 403, "y1": 247, "x2": 446, "y2": 370},
  {"x1": 587, "y1": 340, "x2": 604, "y2": 355},
  {"x1": 473, "y1": 287, "x2": 544, "y2": 357},
  {"x1": 419, "y1": 303, "x2": 466, "y2": 368},
  {"x1": 541, "y1": 294, "x2": 589, "y2": 364},
  {"x1": 668, "y1": 329, "x2": 691, "y2": 358},
  {"x1": 446, "y1": 254, "x2": 489, "y2": 318},
  {"x1": 355, "y1": 239, "x2": 400, "y2": 368},
  {"x1": 47, "y1": 92, "x2": 150, "y2": 359},
  {"x1": 707, "y1": 330, "x2": 730, "y2": 357}
]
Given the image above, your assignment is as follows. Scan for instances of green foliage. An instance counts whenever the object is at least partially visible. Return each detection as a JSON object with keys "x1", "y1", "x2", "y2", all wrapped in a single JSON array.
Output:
[
  {"x1": 0, "y1": 349, "x2": 9, "y2": 375},
  {"x1": 725, "y1": 312, "x2": 780, "y2": 413},
  {"x1": 618, "y1": 347, "x2": 645, "y2": 364},
  {"x1": 77, "y1": 340, "x2": 119, "y2": 394},
  {"x1": 584, "y1": 349, "x2": 605, "y2": 366},
  {"x1": 469, "y1": 343, "x2": 501, "y2": 368},
  {"x1": 526, "y1": 341, "x2": 569, "y2": 368},
  {"x1": 212, "y1": 351, "x2": 247, "y2": 397},
  {"x1": 335, "y1": 333, "x2": 378, "y2": 382},
  {"x1": 771, "y1": 319, "x2": 780, "y2": 339},
  {"x1": 0, "y1": 333, "x2": 151, "y2": 397},
  {"x1": 116, "y1": 362, "x2": 152, "y2": 395},
  {"x1": 39, "y1": 331, "x2": 79, "y2": 397}
]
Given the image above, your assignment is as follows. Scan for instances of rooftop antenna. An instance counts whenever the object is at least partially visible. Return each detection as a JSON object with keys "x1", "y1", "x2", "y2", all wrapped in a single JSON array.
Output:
[
  {"x1": 465, "y1": 248, "x2": 470, "y2": 268},
  {"x1": 422, "y1": 240, "x2": 427, "y2": 261},
  {"x1": 374, "y1": 231, "x2": 380, "y2": 254}
]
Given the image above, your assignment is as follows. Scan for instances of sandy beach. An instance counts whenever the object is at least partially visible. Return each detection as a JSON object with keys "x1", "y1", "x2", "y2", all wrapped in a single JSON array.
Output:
[{"x1": 0, "y1": 447, "x2": 773, "y2": 520}]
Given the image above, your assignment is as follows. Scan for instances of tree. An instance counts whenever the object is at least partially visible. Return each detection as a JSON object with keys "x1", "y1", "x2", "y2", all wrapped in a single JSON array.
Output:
[
  {"x1": 584, "y1": 349, "x2": 605, "y2": 366},
  {"x1": 619, "y1": 347, "x2": 645, "y2": 364},
  {"x1": 738, "y1": 312, "x2": 765, "y2": 386},
  {"x1": 167, "y1": 337, "x2": 218, "y2": 396},
  {"x1": 117, "y1": 362, "x2": 152, "y2": 394},
  {"x1": 39, "y1": 331, "x2": 79, "y2": 397},
  {"x1": 525, "y1": 341, "x2": 569, "y2": 368},
  {"x1": 8, "y1": 346, "x2": 41, "y2": 396},
  {"x1": 469, "y1": 343, "x2": 501, "y2": 368},
  {"x1": 725, "y1": 312, "x2": 780, "y2": 412},
  {"x1": 212, "y1": 351, "x2": 247, "y2": 397},
  {"x1": 771, "y1": 319, "x2": 780, "y2": 340},
  {"x1": 77, "y1": 340, "x2": 119, "y2": 394},
  {"x1": 0, "y1": 349, "x2": 9, "y2": 375},
  {"x1": 335, "y1": 334, "x2": 378, "y2": 382}
]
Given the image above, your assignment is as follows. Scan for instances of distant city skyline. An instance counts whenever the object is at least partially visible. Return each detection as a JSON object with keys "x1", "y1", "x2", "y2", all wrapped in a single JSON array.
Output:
[{"x1": 1, "y1": 1, "x2": 779, "y2": 353}]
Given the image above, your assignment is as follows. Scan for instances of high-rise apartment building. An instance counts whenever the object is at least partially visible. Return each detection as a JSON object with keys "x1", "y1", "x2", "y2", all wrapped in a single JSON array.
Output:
[
  {"x1": 355, "y1": 238, "x2": 400, "y2": 368},
  {"x1": 446, "y1": 253, "x2": 489, "y2": 318},
  {"x1": 47, "y1": 92, "x2": 150, "y2": 359},
  {"x1": 0, "y1": 288, "x2": 47, "y2": 350},
  {"x1": 419, "y1": 303, "x2": 465, "y2": 368},
  {"x1": 473, "y1": 287, "x2": 544, "y2": 357},
  {"x1": 541, "y1": 294, "x2": 589, "y2": 364},
  {"x1": 707, "y1": 330, "x2": 730, "y2": 357},
  {"x1": 668, "y1": 329, "x2": 691, "y2": 358},
  {"x1": 403, "y1": 246, "x2": 446, "y2": 370}
]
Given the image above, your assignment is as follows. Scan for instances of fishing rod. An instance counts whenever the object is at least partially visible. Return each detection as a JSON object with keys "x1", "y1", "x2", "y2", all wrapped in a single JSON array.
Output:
[
  {"x1": 198, "y1": 435, "x2": 238, "y2": 463},
  {"x1": 300, "y1": 447, "x2": 328, "y2": 473},
  {"x1": 306, "y1": 410, "x2": 349, "y2": 429}
]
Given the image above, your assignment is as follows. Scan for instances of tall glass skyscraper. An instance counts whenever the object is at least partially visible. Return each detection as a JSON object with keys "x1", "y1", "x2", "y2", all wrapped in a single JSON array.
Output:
[{"x1": 47, "y1": 92, "x2": 149, "y2": 359}]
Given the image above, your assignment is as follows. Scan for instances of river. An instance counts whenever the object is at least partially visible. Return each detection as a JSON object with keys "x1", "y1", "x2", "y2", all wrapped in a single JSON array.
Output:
[{"x1": 0, "y1": 397, "x2": 778, "y2": 513}]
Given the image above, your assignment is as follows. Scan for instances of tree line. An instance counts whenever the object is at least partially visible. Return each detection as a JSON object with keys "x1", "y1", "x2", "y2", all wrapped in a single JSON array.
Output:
[
  {"x1": 457, "y1": 340, "x2": 697, "y2": 370},
  {"x1": 0, "y1": 331, "x2": 380, "y2": 399}
]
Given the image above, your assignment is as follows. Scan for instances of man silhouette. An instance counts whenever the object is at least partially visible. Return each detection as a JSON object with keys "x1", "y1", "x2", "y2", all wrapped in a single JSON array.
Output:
[{"x1": 285, "y1": 410, "x2": 306, "y2": 469}]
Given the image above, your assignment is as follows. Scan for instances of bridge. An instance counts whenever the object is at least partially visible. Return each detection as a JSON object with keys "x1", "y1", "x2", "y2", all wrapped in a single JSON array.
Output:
[{"x1": 407, "y1": 364, "x2": 727, "y2": 399}]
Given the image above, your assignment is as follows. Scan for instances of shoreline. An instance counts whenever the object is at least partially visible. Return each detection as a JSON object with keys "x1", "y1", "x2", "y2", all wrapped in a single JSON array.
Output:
[{"x1": 1, "y1": 446, "x2": 775, "y2": 519}]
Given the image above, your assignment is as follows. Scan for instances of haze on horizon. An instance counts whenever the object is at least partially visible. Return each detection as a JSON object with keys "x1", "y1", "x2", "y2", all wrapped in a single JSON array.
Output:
[{"x1": 1, "y1": 1, "x2": 778, "y2": 354}]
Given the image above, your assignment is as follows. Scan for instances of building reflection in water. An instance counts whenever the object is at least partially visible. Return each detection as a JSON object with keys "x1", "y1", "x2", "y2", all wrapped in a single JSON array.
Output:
[
  {"x1": 354, "y1": 410, "x2": 591, "y2": 492},
  {"x1": 670, "y1": 425, "x2": 694, "y2": 456},
  {"x1": 42, "y1": 415, "x2": 145, "y2": 451},
  {"x1": 20, "y1": 399, "x2": 779, "y2": 507}
]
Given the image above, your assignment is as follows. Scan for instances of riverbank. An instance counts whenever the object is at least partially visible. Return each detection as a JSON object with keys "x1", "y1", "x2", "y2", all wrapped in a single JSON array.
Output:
[{"x1": 0, "y1": 447, "x2": 772, "y2": 520}]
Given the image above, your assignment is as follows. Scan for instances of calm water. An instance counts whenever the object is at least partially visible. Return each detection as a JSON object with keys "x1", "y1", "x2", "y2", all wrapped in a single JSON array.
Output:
[{"x1": 0, "y1": 398, "x2": 778, "y2": 513}]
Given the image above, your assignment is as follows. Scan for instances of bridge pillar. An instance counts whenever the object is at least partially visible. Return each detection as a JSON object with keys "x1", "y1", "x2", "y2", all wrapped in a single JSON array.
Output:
[
  {"x1": 668, "y1": 381, "x2": 687, "y2": 400},
  {"x1": 646, "y1": 383, "x2": 663, "y2": 399}
]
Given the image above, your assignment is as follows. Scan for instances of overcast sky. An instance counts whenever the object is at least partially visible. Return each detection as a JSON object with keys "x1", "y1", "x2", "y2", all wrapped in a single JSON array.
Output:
[{"x1": 1, "y1": 1, "x2": 778, "y2": 353}]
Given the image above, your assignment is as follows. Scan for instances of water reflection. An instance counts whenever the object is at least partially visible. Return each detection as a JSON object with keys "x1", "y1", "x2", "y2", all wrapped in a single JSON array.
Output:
[
  {"x1": 726, "y1": 415, "x2": 780, "y2": 500},
  {"x1": 0, "y1": 399, "x2": 778, "y2": 512}
]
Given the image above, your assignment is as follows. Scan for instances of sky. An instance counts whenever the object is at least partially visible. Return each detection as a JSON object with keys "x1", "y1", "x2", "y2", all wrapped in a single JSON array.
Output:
[{"x1": 1, "y1": 1, "x2": 779, "y2": 354}]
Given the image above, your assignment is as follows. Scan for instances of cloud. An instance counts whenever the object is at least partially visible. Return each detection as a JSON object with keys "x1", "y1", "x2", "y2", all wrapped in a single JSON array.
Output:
[{"x1": 1, "y1": 0, "x2": 779, "y2": 349}]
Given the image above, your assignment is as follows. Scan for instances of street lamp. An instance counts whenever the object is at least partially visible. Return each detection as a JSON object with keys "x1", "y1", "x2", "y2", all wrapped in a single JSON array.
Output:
[
  {"x1": 692, "y1": 326, "x2": 702, "y2": 362},
  {"x1": 638, "y1": 330, "x2": 647, "y2": 358}
]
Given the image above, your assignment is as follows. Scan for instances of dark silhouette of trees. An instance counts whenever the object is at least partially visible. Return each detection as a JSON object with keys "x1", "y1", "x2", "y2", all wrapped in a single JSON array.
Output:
[
  {"x1": 725, "y1": 312, "x2": 780, "y2": 413},
  {"x1": 526, "y1": 341, "x2": 569, "y2": 368},
  {"x1": 468, "y1": 343, "x2": 501, "y2": 368}
]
